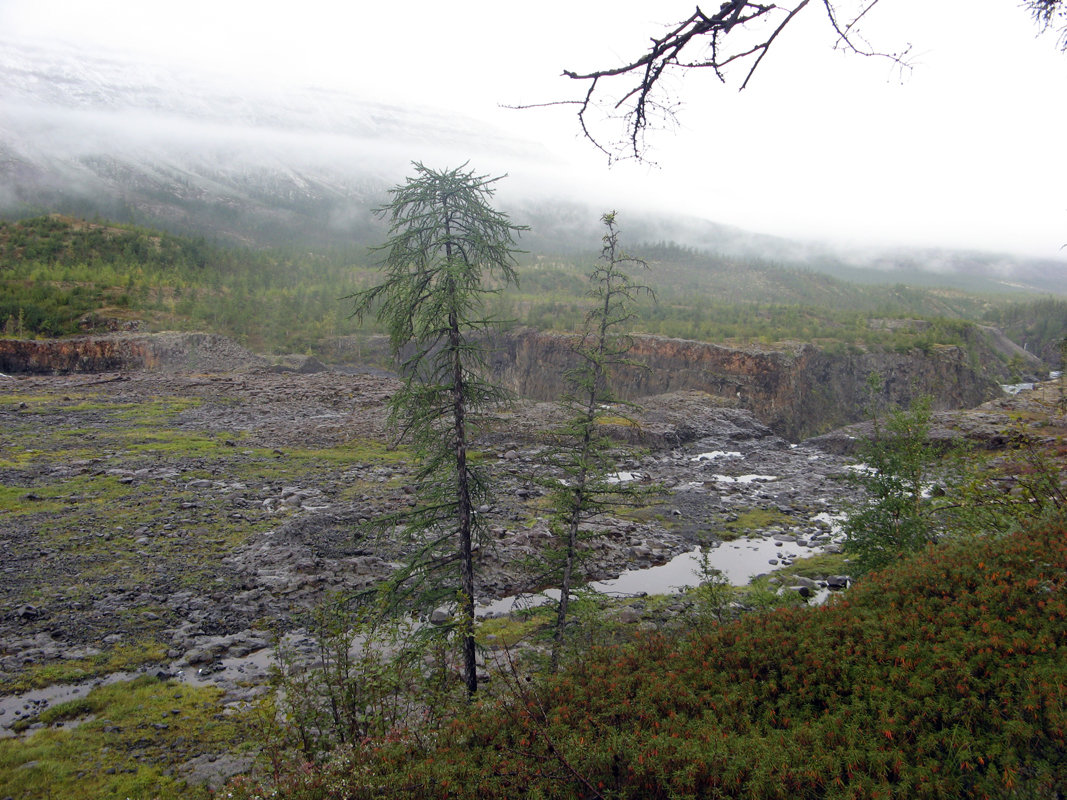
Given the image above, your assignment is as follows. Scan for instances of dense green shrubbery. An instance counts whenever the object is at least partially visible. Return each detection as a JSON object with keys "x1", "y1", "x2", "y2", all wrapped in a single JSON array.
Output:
[
  {"x1": 0, "y1": 215, "x2": 1039, "y2": 361},
  {"x1": 842, "y1": 395, "x2": 940, "y2": 575},
  {"x1": 983, "y1": 298, "x2": 1067, "y2": 365},
  {"x1": 228, "y1": 522, "x2": 1066, "y2": 799},
  {"x1": 0, "y1": 215, "x2": 377, "y2": 349}
]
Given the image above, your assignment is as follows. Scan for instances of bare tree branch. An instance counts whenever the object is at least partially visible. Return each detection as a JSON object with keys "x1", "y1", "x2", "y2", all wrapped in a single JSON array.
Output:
[
  {"x1": 548, "y1": 1, "x2": 914, "y2": 162},
  {"x1": 740, "y1": 0, "x2": 812, "y2": 90},
  {"x1": 1026, "y1": 0, "x2": 1067, "y2": 49},
  {"x1": 535, "y1": 0, "x2": 1063, "y2": 162}
]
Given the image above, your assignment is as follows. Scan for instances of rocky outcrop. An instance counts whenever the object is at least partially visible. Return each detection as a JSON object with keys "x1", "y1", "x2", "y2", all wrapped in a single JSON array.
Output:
[
  {"x1": 808, "y1": 378, "x2": 1067, "y2": 455},
  {"x1": 485, "y1": 331, "x2": 1001, "y2": 441},
  {"x1": 0, "y1": 333, "x2": 266, "y2": 374},
  {"x1": 974, "y1": 324, "x2": 1046, "y2": 373},
  {"x1": 6, "y1": 329, "x2": 1003, "y2": 439}
]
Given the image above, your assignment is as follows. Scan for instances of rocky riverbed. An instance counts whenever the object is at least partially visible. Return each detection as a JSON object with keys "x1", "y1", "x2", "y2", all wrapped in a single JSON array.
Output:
[
  {"x1": 3, "y1": 354, "x2": 1057, "y2": 791},
  {"x1": 0, "y1": 366, "x2": 854, "y2": 690}
]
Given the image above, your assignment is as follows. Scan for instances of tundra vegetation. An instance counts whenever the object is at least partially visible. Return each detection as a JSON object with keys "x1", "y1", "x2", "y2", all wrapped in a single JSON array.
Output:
[
  {"x1": 220, "y1": 380, "x2": 1066, "y2": 799},
  {"x1": 2, "y1": 215, "x2": 1065, "y2": 370},
  {"x1": 842, "y1": 389, "x2": 940, "y2": 575},
  {"x1": 1, "y1": 347, "x2": 1064, "y2": 799},
  {"x1": 844, "y1": 383, "x2": 1067, "y2": 576},
  {"x1": 1, "y1": 209, "x2": 1067, "y2": 797},
  {"x1": 228, "y1": 520, "x2": 1067, "y2": 799},
  {"x1": 0, "y1": 675, "x2": 248, "y2": 800}
]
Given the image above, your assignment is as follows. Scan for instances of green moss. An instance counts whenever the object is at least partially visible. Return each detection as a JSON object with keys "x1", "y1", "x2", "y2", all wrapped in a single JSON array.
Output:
[
  {"x1": 11, "y1": 397, "x2": 200, "y2": 418},
  {"x1": 780, "y1": 550, "x2": 850, "y2": 580},
  {"x1": 125, "y1": 430, "x2": 230, "y2": 456},
  {"x1": 0, "y1": 393, "x2": 71, "y2": 409},
  {"x1": 0, "y1": 444, "x2": 99, "y2": 469},
  {"x1": 0, "y1": 641, "x2": 168, "y2": 695},
  {"x1": 719, "y1": 508, "x2": 795, "y2": 540},
  {"x1": 477, "y1": 610, "x2": 552, "y2": 648},
  {"x1": 36, "y1": 698, "x2": 94, "y2": 726},
  {"x1": 290, "y1": 438, "x2": 411, "y2": 464},
  {"x1": 727, "y1": 577, "x2": 790, "y2": 611},
  {"x1": 607, "y1": 502, "x2": 662, "y2": 524},
  {"x1": 0, "y1": 485, "x2": 66, "y2": 514},
  {"x1": 596, "y1": 415, "x2": 639, "y2": 428},
  {"x1": 0, "y1": 474, "x2": 139, "y2": 517},
  {"x1": 0, "y1": 675, "x2": 250, "y2": 800}
]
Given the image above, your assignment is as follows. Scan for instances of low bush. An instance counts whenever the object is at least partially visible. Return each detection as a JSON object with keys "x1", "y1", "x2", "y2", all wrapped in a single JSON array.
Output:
[{"x1": 229, "y1": 521, "x2": 1067, "y2": 799}]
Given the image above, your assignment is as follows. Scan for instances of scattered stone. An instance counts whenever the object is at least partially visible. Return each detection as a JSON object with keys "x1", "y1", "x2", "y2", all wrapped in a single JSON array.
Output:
[
  {"x1": 429, "y1": 609, "x2": 451, "y2": 625},
  {"x1": 826, "y1": 575, "x2": 852, "y2": 590},
  {"x1": 178, "y1": 753, "x2": 255, "y2": 790},
  {"x1": 0, "y1": 362, "x2": 878, "y2": 772},
  {"x1": 616, "y1": 607, "x2": 642, "y2": 624}
]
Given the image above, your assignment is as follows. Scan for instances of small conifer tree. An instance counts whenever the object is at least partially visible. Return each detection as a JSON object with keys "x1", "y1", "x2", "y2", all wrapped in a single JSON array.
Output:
[
  {"x1": 541, "y1": 212, "x2": 652, "y2": 669},
  {"x1": 843, "y1": 390, "x2": 939, "y2": 574},
  {"x1": 351, "y1": 163, "x2": 525, "y2": 695}
]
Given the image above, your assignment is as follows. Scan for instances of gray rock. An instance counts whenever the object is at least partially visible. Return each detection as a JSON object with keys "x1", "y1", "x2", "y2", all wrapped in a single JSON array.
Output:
[
  {"x1": 178, "y1": 753, "x2": 254, "y2": 790},
  {"x1": 429, "y1": 608, "x2": 451, "y2": 625},
  {"x1": 296, "y1": 356, "x2": 328, "y2": 374},
  {"x1": 616, "y1": 607, "x2": 642, "y2": 624},
  {"x1": 826, "y1": 575, "x2": 852, "y2": 590},
  {"x1": 184, "y1": 648, "x2": 213, "y2": 665}
]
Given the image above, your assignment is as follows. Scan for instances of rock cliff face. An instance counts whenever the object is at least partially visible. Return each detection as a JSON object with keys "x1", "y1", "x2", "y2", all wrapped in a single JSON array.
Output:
[
  {"x1": 0, "y1": 333, "x2": 265, "y2": 375},
  {"x1": 4, "y1": 330, "x2": 1002, "y2": 440},
  {"x1": 486, "y1": 331, "x2": 1001, "y2": 440}
]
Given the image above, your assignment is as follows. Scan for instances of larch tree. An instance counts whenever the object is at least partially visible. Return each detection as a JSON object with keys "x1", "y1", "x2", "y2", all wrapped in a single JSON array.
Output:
[
  {"x1": 842, "y1": 384, "x2": 940, "y2": 575},
  {"x1": 541, "y1": 211, "x2": 652, "y2": 670},
  {"x1": 351, "y1": 162, "x2": 526, "y2": 696}
]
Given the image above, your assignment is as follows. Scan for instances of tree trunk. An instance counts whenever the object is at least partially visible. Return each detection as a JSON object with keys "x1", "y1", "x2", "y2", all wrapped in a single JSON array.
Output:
[
  {"x1": 452, "y1": 315, "x2": 477, "y2": 696},
  {"x1": 444, "y1": 207, "x2": 478, "y2": 697},
  {"x1": 552, "y1": 491, "x2": 580, "y2": 672}
]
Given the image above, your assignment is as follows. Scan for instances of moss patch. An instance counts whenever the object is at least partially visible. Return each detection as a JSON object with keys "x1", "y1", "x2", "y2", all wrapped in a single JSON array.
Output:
[
  {"x1": 596, "y1": 415, "x2": 639, "y2": 428},
  {"x1": 719, "y1": 507, "x2": 795, "y2": 540},
  {"x1": 0, "y1": 641, "x2": 168, "y2": 695},
  {"x1": 779, "y1": 550, "x2": 850, "y2": 580},
  {"x1": 0, "y1": 675, "x2": 251, "y2": 800},
  {"x1": 477, "y1": 609, "x2": 553, "y2": 648}
]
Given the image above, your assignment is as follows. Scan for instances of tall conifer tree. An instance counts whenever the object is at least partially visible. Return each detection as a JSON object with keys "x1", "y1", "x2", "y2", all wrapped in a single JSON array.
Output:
[{"x1": 352, "y1": 163, "x2": 525, "y2": 695}]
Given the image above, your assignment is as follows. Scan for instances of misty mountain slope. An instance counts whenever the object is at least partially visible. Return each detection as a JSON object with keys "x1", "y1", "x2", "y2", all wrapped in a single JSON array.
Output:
[
  {"x1": 1, "y1": 213, "x2": 1058, "y2": 384},
  {"x1": 0, "y1": 39, "x2": 550, "y2": 246},
  {"x1": 806, "y1": 248, "x2": 1067, "y2": 296},
  {"x1": 618, "y1": 243, "x2": 1005, "y2": 321},
  {"x1": 2, "y1": 38, "x2": 1065, "y2": 296}
]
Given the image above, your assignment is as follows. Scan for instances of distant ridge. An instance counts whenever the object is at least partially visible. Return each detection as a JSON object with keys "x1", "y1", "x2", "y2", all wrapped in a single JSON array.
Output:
[{"x1": 1, "y1": 38, "x2": 1065, "y2": 295}]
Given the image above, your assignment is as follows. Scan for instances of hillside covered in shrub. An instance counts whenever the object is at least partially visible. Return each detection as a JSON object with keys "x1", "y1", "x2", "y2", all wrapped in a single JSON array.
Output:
[
  {"x1": 2, "y1": 215, "x2": 1060, "y2": 368},
  {"x1": 229, "y1": 521, "x2": 1066, "y2": 799}
]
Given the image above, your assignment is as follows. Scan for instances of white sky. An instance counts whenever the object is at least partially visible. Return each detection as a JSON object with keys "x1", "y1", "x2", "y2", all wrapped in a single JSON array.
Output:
[{"x1": 2, "y1": 0, "x2": 1067, "y2": 260}]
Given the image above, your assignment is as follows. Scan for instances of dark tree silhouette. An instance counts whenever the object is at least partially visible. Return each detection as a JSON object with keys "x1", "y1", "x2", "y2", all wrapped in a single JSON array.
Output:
[
  {"x1": 548, "y1": 0, "x2": 1067, "y2": 162},
  {"x1": 1027, "y1": 0, "x2": 1067, "y2": 44}
]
